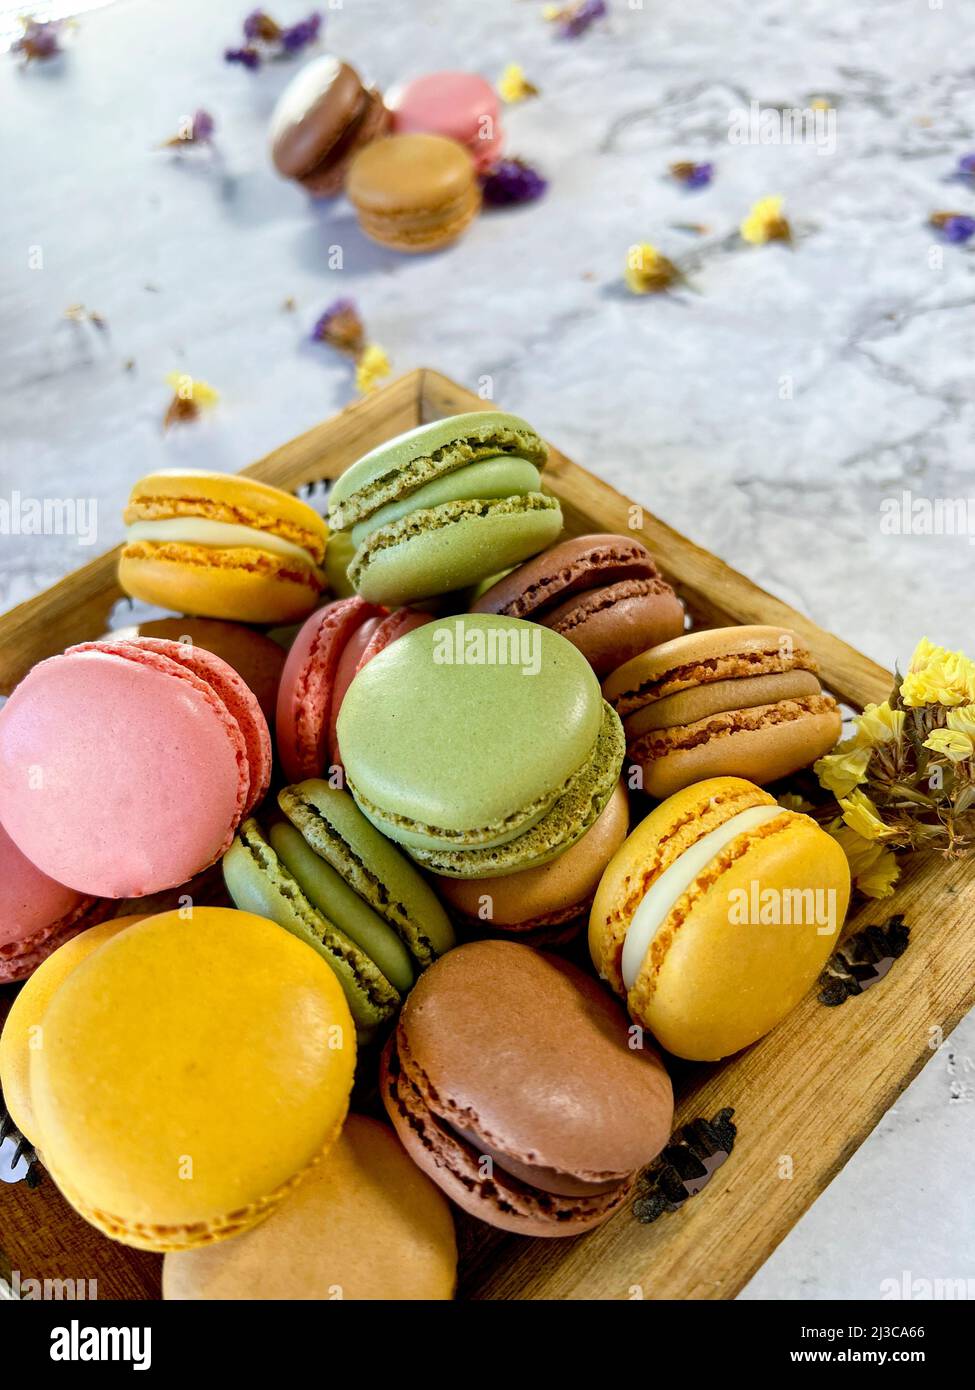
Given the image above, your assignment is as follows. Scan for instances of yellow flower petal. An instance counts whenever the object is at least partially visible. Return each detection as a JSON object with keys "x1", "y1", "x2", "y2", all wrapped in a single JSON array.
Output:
[
  {"x1": 923, "y1": 728, "x2": 974, "y2": 763},
  {"x1": 838, "y1": 789, "x2": 889, "y2": 841},
  {"x1": 856, "y1": 852, "x2": 900, "y2": 899},
  {"x1": 624, "y1": 243, "x2": 679, "y2": 294},
  {"x1": 827, "y1": 821, "x2": 901, "y2": 899},
  {"x1": 814, "y1": 743, "x2": 873, "y2": 797},
  {"x1": 498, "y1": 63, "x2": 538, "y2": 104},
  {"x1": 855, "y1": 700, "x2": 904, "y2": 745},
  {"x1": 901, "y1": 637, "x2": 975, "y2": 707},
  {"x1": 740, "y1": 194, "x2": 791, "y2": 244},
  {"x1": 355, "y1": 344, "x2": 391, "y2": 395},
  {"x1": 164, "y1": 372, "x2": 219, "y2": 406},
  {"x1": 946, "y1": 704, "x2": 975, "y2": 739}
]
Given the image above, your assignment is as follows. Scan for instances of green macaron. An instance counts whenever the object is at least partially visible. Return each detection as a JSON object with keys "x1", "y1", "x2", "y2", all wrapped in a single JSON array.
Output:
[
  {"x1": 337, "y1": 614, "x2": 626, "y2": 878},
  {"x1": 222, "y1": 783, "x2": 454, "y2": 1034},
  {"x1": 327, "y1": 412, "x2": 562, "y2": 605}
]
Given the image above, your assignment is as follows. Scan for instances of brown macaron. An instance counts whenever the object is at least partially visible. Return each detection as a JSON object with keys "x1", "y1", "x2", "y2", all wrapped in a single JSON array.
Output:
[
  {"x1": 346, "y1": 133, "x2": 481, "y2": 253},
  {"x1": 435, "y1": 782, "x2": 629, "y2": 944},
  {"x1": 471, "y1": 533, "x2": 685, "y2": 677},
  {"x1": 603, "y1": 625, "x2": 843, "y2": 798},
  {"x1": 270, "y1": 55, "x2": 390, "y2": 197},
  {"x1": 381, "y1": 940, "x2": 674, "y2": 1237}
]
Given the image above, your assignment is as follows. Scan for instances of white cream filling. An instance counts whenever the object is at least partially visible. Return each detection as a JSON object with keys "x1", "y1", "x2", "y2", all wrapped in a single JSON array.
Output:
[
  {"x1": 621, "y1": 804, "x2": 783, "y2": 991},
  {"x1": 126, "y1": 518, "x2": 316, "y2": 566}
]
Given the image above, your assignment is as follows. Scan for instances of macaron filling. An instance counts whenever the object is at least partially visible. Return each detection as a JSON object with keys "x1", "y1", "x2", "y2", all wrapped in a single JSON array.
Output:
[
  {"x1": 631, "y1": 694, "x2": 840, "y2": 759},
  {"x1": 126, "y1": 518, "x2": 319, "y2": 567},
  {"x1": 350, "y1": 456, "x2": 543, "y2": 548},
  {"x1": 621, "y1": 803, "x2": 784, "y2": 990},
  {"x1": 623, "y1": 669, "x2": 823, "y2": 738}
]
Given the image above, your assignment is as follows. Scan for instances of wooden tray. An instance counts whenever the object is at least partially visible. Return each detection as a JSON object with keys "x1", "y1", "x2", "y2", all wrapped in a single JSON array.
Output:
[{"x1": 2, "y1": 369, "x2": 972, "y2": 1301}]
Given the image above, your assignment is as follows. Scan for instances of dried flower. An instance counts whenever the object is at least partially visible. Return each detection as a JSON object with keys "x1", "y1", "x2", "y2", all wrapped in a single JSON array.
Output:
[
  {"x1": 741, "y1": 195, "x2": 791, "y2": 244},
  {"x1": 244, "y1": 10, "x2": 281, "y2": 42},
  {"x1": 814, "y1": 742, "x2": 873, "y2": 798},
  {"x1": 64, "y1": 304, "x2": 107, "y2": 331},
  {"x1": 311, "y1": 298, "x2": 365, "y2": 357},
  {"x1": 12, "y1": 18, "x2": 63, "y2": 62},
  {"x1": 946, "y1": 704, "x2": 975, "y2": 738},
  {"x1": 226, "y1": 10, "x2": 321, "y2": 68},
  {"x1": 929, "y1": 211, "x2": 975, "y2": 244},
  {"x1": 281, "y1": 12, "x2": 322, "y2": 51},
  {"x1": 355, "y1": 344, "x2": 391, "y2": 395},
  {"x1": 828, "y1": 821, "x2": 901, "y2": 899},
  {"x1": 624, "y1": 243, "x2": 680, "y2": 294},
  {"x1": 670, "y1": 161, "x2": 713, "y2": 189},
  {"x1": 160, "y1": 110, "x2": 216, "y2": 148},
  {"x1": 163, "y1": 373, "x2": 219, "y2": 429},
  {"x1": 481, "y1": 158, "x2": 548, "y2": 205},
  {"x1": 544, "y1": 0, "x2": 608, "y2": 39},
  {"x1": 838, "y1": 790, "x2": 892, "y2": 842},
  {"x1": 225, "y1": 46, "x2": 261, "y2": 69},
  {"x1": 901, "y1": 638, "x2": 975, "y2": 707},
  {"x1": 923, "y1": 728, "x2": 973, "y2": 763},
  {"x1": 955, "y1": 153, "x2": 975, "y2": 181},
  {"x1": 498, "y1": 64, "x2": 539, "y2": 103}
]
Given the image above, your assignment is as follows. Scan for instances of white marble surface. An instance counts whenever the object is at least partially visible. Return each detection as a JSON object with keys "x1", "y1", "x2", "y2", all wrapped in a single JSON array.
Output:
[{"x1": 1, "y1": 0, "x2": 973, "y2": 1299}]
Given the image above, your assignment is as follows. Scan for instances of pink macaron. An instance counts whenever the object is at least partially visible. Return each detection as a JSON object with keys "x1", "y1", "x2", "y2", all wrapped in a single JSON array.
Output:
[
  {"x1": 0, "y1": 638, "x2": 272, "y2": 899},
  {"x1": 0, "y1": 822, "x2": 112, "y2": 982},
  {"x1": 389, "y1": 72, "x2": 503, "y2": 174},
  {"x1": 277, "y1": 599, "x2": 432, "y2": 783}
]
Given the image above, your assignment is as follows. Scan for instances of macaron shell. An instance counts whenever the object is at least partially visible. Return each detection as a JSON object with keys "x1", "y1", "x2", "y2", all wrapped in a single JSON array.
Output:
[
  {"x1": 299, "y1": 89, "x2": 391, "y2": 197},
  {"x1": 30, "y1": 908, "x2": 356, "y2": 1249},
  {"x1": 270, "y1": 56, "x2": 369, "y2": 178},
  {"x1": 471, "y1": 533, "x2": 660, "y2": 617},
  {"x1": 629, "y1": 814, "x2": 850, "y2": 1060},
  {"x1": 623, "y1": 668, "x2": 822, "y2": 739},
  {"x1": 117, "y1": 545, "x2": 325, "y2": 625},
  {"x1": 347, "y1": 134, "x2": 481, "y2": 253},
  {"x1": 163, "y1": 1115, "x2": 456, "y2": 1300},
  {"x1": 543, "y1": 578, "x2": 686, "y2": 677},
  {"x1": 0, "y1": 649, "x2": 249, "y2": 897},
  {"x1": 0, "y1": 820, "x2": 97, "y2": 954},
  {"x1": 390, "y1": 72, "x2": 502, "y2": 172}
]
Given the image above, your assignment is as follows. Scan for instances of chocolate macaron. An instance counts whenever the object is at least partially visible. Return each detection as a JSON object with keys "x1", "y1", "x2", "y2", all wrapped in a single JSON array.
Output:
[
  {"x1": 270, "y1": 55, "x2": 390, "y2": 197},
  {"x1": 471, "y1": 533, "x2": 685, "y2": 677},
  {"x1": 603, "y1": 625, "x2": 843, "y2": 798},
  {"x1": 381, "y1": 939, "x2": 674, "y2": 1236}
]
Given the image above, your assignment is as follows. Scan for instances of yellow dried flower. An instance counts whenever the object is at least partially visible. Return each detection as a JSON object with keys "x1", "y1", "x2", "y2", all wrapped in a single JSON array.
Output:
[
  {"x1": 854, "y1": 700, "x2": 904, "y2": 745},
  {"x1": 828, "y1": 821, "x2": 901, "y2": 899},
  {"x1": 498, "y1": 64, "x2": 539, "y2": 103},
  {"x1": 839, "y1": 789, "x2": 890, "y2": 841},
  {"x1": 740, "y1": 194, "x2": 792, "y2": 245},
  {"x1": 624, "y1": 243, "x2": 680, "y2": 294},
  {"x1": 355, "y1": 344, "x2": 391, "y2": 395},
  {"x1": 814, "y1": 741, "x2": 872, "y2": 797},
  {"x1": 923, "y1": 728, "x2": 974, "y2": 763},
  {"x1": 946, "y1": 705, "x2": 975, "y2": 739},
  {"x1": 163, "y1": 373, "x2": 219, "y2": 429},
  {"x1": 900, "y1": 637, "x2": 975, "y2": 707}
]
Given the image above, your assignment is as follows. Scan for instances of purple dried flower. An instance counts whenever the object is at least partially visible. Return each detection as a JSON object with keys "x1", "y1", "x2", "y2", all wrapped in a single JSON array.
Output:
[
  {"x1": 956, "y1": 154, "x2": 975, "y2": 178},
  {"x1": 481, "y1": 158, "x2": 548, "y2": 206},
  {"x1": 560, "y1": 0, "x2": 607, "y2": 39},
  {"x1": 225, "y1": 46, "x2": 261, "y2": 69},
  {"x1": 670, "y1": 160, "x2": 714, "y2": 189},
  {"x1": 311, "y1": 299, "x2": 365, "y2": 357},
  {"x1": 940, "y1": 214, "x2": 975, "y2": 243},
  {"x1": 12, "y1": 18, "x2": 63, "y2": 61},
  {"x1": 243, "y1": 10, "x2": 280, "y2": 42},
  {"x1": 281, "y1": 12, "x2": 322, "y2": 52},
  {"x1": 191, "y1": 109, "x2": 216, "y2": 143}
]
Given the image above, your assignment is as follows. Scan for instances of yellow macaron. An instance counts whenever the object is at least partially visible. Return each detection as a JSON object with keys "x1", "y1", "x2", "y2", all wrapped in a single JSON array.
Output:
[
  {"x1": 119, "y1": 469, "x2": 328, "y2": 623},
  {"x1": 162, "y1": 1114, "x2": 457, "y2": 1300},
  {"x1": 589, "y1": 777, "x2": 851, "y2": 1061},
  {"x1": 19, "y1": 907, "x2": 355, "y2": 1251}
]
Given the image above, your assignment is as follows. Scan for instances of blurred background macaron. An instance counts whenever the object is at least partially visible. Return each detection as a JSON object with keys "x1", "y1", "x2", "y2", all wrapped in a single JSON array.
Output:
[
  {"x1": 471, "y1": 533, "x2": 686, "y2": 676},
  {"x1": 590, "y1": 777, "x2": 851, "y2": 1060},
  {"x1": 163, "y1": 1114, "x2": 456, "y2": 1300},
  {"x1": 119, "y1": 469, "x2": 328, "y2": 623},
  {"x1": 603, "y1": 625, "x2": 843, "y2": 797},
  {"x1": 270, "y1": 54, "x2": 390, "y2": 198},
  {"x1": 346, "y1": 133, "x2": 481, "y2": 253},
  {"x1": 10, "y1": 908, "x2": 356, "y2": 1250},
  {"x1": 388, "y1": 71, "x2": 502, "y2": 173},
  {"x1": 381, "y1": 940, "x2": 673, "y2": 1235},
  {"x1": 327, "y1": 412, "x2": 561, "y2": 605},
  {"x1": 0, "y1": 637, "x2": 270, "y2": 897},
  {"x1": 223, "y1": 780, "x2": 454, "y2": 1036},
  {"x1": 337, "y1": 616, "x2": 625, "y2": 878}
]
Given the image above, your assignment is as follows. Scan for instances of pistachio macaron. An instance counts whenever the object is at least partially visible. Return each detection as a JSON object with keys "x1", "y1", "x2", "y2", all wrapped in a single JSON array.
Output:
[
  {"x1": 223, "y1": 780, "x2": 454, "y2": 1035},
  {"x1": 603, "y1": 625, "x2": 843, "y2": 797},
  {"x1": 337, "y1": 615, "x2": 626, "y2": 877},
  {"x1": 119, "y1": 469, "x2": 328, "y2": 623},
  {"x1": 17, "y1": 908, "x2": 355, "y2": 1250},
  {"x1": 589, "y1": 777, "x2": 851, "y2": 1060},
  {"x1": 327, "y1": 412, "x2": 562, "y2": 605}
]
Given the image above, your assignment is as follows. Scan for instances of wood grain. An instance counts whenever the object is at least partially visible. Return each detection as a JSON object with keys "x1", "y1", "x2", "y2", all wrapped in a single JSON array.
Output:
[{"x1": 1, "y1": 368, "x2": 961, "y2": 1302}]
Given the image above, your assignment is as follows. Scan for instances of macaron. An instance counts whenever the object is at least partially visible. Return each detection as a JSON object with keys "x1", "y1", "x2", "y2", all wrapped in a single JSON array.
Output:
[
  {"x1": 389, "y1": 71, "x2": 503, "y2": 173},
  {"x1": 338, "y1": 615, "x2": 626, "y2": 877},
  {"x1": 0, "y1": 637, "x2": 271, "y2": 897},
  {"x1": 589, "y1": 777, "x2": 851, "y2": 1060},
  {"x1": 471, "y1": 533, "x2": 686, "y2": 676},
  {"x1": 0, "y1": 822, "x2": 112, "y2": 984},
  {"x1": 270, "y1": 54, "x2": 390, "y2": 197},
  {"x1": 346, "y1": 133, "x2": 481, "y2": 253},
  {"x1": 381, "y1": 940, "x2": 674, "y2": 1236},
  {"x1": 0, "y1": 915, "x2": 146, "y2": 1142},
  {"x1": 17, "y1": 907, "x2": 355, "y2": 1251},
  {"x1": 110, "y1": 618, "x2": 286, "y2": 722},
  {"x1": 276, "y1": 597, "x2": 431, "y2": 783},
  {"x1": 119, "y1": 469, "x2": 328, "y2": 624},
  {"x1": 435, "y1": 781, "x2": 629, "y2": 943},
  {"x1": 162, "y1": 1115, "x2": 456, "y2": 1300},
  {"x1": 603, "y1": 625, "x2": 843, "y2": 798},
  {"x1": 327, "y1": 412, "x2": 562, "y2": 605},
  {"x1": 223, "y1": 780, "x2": 454, "y2": 1035}
]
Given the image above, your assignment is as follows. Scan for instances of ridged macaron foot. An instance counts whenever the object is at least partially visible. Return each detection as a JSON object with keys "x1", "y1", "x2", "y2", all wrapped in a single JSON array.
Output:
[
  {"x1": 589, "y1": 776, "x2": 852, "y2": 1061},
  {"x1": 337, "y1": 615, "x2": 626, "y2": 876},
  {"x1": 163, "y1": 1115, "x2": 456, "y2": 1300},
  {"x1": 119, "y1": 469, "x2": 328, "y2": 623},
  {"x1": 380, "y1": 940, "x2": 673, "y2": 1236},
  {"x1": 0, "y1": 638, "x2": 271, "y2": 898},
  {"x1": 270, "y1": 55, "x2": 390, "y2": 198},
  {"x1": 346, "y1": 132, "x2": 481, "y2": 253},
  {"x1": 471, "y1": 532, "x2": 686, "y2": 676},
  {"x1": 603, "y1": 625, "x2": 843, "y2": 798},
  {"x1": 25, "y1": 908, "x2": 356, "y2": 1251},
  {"x1": 327, "y1": 411, "x2": 561, "y2": 605}
]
